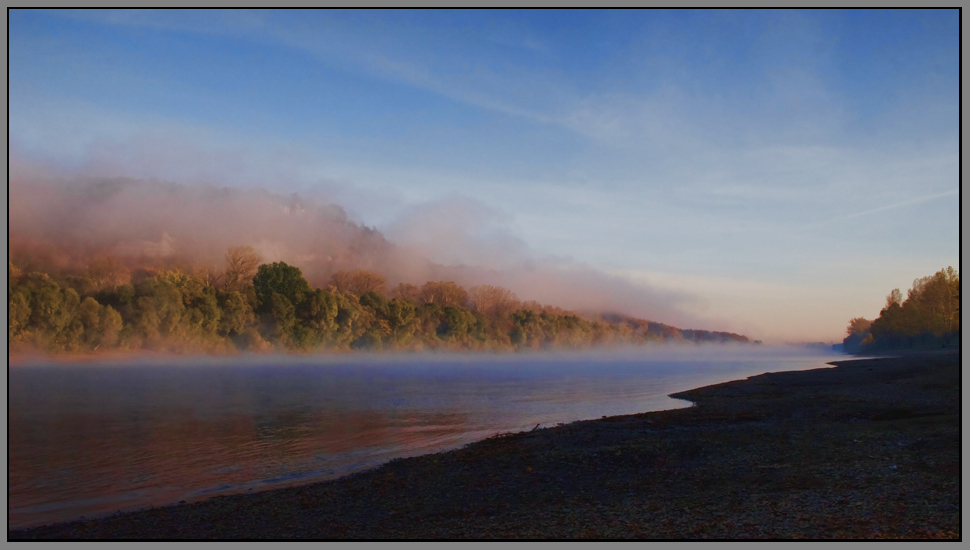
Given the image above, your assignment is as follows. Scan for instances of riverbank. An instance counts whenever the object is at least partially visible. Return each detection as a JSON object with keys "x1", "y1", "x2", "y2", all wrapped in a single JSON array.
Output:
[{"x1": 10, "y1": 350, "x2": 960, "y2": 539}]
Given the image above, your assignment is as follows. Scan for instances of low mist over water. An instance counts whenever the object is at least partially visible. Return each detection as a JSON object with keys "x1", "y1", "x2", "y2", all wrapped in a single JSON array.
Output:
[{"x1": 9, "y1": 345, "x2": 840, "y2": 529}]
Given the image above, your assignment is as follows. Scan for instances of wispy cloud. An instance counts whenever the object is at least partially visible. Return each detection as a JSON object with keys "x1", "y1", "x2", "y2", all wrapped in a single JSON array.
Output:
[{"x1": 835, "y1": 190, "x2": 959, "y2": 222}]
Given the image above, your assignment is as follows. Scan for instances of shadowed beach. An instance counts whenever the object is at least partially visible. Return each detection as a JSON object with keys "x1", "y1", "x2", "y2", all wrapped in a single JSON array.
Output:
[{"x1": 9, "y1": 350, "x2": 959, "y2": 540}]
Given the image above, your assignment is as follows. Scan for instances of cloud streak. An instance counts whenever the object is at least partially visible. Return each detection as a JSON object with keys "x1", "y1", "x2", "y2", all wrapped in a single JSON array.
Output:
[{"x1": 834, "y1": 189, "x2": 959, "y2": 222}]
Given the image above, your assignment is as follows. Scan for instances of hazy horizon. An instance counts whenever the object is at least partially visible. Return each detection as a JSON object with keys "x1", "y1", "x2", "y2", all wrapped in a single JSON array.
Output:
[{"x1": 8, "y1": 9, "x2": 960, "y2": 343}]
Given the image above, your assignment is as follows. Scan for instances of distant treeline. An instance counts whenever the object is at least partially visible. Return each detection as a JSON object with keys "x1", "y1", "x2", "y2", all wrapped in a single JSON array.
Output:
[
  {"x1": 842, "y1": 267, "x2": 960, "y2": 353},
  {"x1": 8, "y1": 246, "x2": 751, "y2": 354}
]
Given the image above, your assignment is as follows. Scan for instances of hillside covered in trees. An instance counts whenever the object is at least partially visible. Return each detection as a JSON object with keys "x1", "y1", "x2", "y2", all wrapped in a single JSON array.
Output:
[
  {"x1": 842, "y1": 267, "x2": 960, "y2": 353},
  {"x1": 8, "y1": 246, "x2": 751, "y2": 355}
]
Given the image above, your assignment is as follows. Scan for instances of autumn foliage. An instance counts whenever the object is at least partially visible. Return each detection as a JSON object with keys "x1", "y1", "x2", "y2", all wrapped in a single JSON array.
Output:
[
  {"x1": 8, "y1": 248, "x2": 751, "y2": 355},
  {"x1": 843, "y1": 267, "x2": 960, "y2": 353}
]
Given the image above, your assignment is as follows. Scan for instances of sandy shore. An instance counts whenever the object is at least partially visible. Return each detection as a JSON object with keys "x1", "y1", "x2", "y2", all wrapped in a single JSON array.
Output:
[{"x1": 9, "y1": 350, "x2": 960, "y2": 539}]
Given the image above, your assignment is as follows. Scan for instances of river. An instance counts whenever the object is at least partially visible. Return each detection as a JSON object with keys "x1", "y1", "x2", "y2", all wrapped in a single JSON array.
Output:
[{"x1": 8, "y1": 346, "x2": 840, "y2": 530}]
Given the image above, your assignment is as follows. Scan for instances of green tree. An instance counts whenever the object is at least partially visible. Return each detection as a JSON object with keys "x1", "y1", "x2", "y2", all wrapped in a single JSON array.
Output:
[
  {"x1": 181, "y1": 286, "x2": 222, "y2": 344},
  {"x1": 8, "y1": 291, "x2": 31, "y2": 341},
  {"x1": 414, "y1": 302, "x2": 445, "y2": 347},
  {"x1": 64, "y1": 274, "x2": 99, "y2": 298},
  {"x1": 134, "y1": 297, "x2": 162, "y2": 344},
  {"x1": 438, "y1": 306, "x2": 477, "y2": 343},
  {"x1": 100, "y1": 306, "x2": 124, "y2": 348},
  {"x1": 78, "y1": 296, "x2": 105, "y2": 347},
  {"x1": 331, "y1": 293, "x2": 376, "y2": 349},
  {"x1": 75, "y1": 297, "x2": 124, "y2": 350},
  {"x1": 117, "y1": 284, "x2": 136, "y2": 305},
  {"x1": 356, "y1": 291, "x2": 417, "y2": 348},
  {"x1": 142, "y1": 277, "x2": 188, "y2": 342},
  {"x1": 298, "y1": 288, "x2": 340, "y2": 336},
  {"x1": 8, "y1": 261, "x2": 22, "y2": 294},
  {"x1": 267, "y1": 292, "x2": 297, "y2": 343},
  {"x1": 218, "y1": 290, "x2": 255, "y2": 338},
  {"x1": 359, "y1": 290, "x2": 390, "y2": 317},
  {"x1": 510, "y1": 309, "x2": 544, "y2": 349},
  {"x1": 19, "y1": 273, "x2": 82, "y2": 350},
  {"x1": 386, "y1": 298, "x2": 416, "y2": 331},
  {"x1": 252, "y1": 262, "x2": 311, "y2": 312}
]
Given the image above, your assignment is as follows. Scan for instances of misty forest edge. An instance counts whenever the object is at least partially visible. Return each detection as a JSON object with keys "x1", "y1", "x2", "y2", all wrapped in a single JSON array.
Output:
[
  {"x1": 7, "y1": 247, "x2": 749, "y2": 355},
  {"x1": 8, "y1": 243, "x2": 959, "y2": 355}
]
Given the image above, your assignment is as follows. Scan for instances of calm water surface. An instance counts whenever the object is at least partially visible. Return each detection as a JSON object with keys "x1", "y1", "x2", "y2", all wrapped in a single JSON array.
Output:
[{"x1": 9, "y1": 347, "x2": 840, "y2": 529}]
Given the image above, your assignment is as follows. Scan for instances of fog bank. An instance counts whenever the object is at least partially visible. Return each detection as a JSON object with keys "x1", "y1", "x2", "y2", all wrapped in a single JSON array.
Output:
[{"x1": 10, "y1": 155, "x2": 709, "y2": 330}]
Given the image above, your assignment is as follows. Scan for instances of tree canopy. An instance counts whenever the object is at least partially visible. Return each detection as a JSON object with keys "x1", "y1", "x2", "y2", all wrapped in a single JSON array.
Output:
[
  {"x1": 9, "y1": 246, "x2": 754, "y2": 355},
  {"x1": 252, "y1": 262, "x2": 311, "y2": 311},
  {"x1": 843, "y1": 267, "x2": 960, "y2": 352}
]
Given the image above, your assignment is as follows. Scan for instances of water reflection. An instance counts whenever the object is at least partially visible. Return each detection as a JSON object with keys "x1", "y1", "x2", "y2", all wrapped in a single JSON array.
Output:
[{"x1": 9, "y1": 348, "x2": 839, "y2": 529}]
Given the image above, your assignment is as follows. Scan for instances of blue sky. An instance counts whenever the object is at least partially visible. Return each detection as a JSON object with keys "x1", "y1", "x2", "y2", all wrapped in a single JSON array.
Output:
[{"x1": 8, "y1": 9, "x2": 960, "y2": 342}]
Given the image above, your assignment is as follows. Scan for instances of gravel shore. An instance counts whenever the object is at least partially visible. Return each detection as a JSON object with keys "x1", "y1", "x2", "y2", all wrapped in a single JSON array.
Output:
[{"x1": 9, "y1": 350, "x2": 960, "y2": 540}]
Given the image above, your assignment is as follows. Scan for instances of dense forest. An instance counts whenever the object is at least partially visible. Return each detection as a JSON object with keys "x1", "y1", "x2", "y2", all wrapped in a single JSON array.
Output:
[
  {"x1": 8, "y1": 246, "x2": 752, "y2": 354},
  {"x1": 842, "y1": 267, "x2": 960, "y2": 353}
]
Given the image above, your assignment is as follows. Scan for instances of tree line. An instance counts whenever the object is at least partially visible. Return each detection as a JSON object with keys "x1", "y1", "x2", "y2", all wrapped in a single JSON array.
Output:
[
  {"x1": 8, "y1": 246, "x2": 751, "y2": 354},
  {"x1": 842, "y1": 267, "x2": 960, "y2": 353}
]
